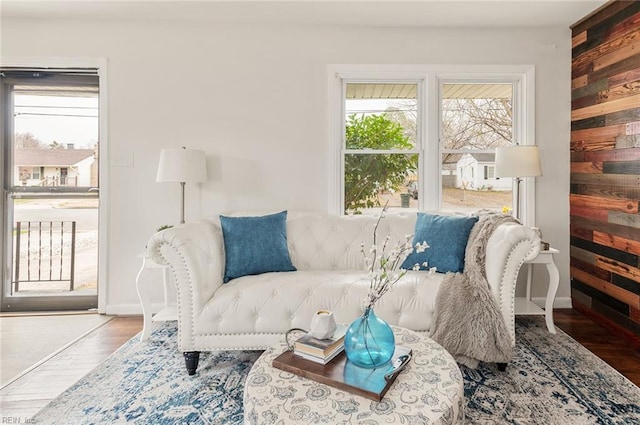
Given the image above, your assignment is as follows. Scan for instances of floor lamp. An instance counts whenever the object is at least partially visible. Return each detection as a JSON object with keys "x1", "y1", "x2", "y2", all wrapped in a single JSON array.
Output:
[
  {"x1": 494, "y1": 145, "x2": 542, "y2": 221},
  {"x1": 156, "y1": 147, "x2": 207, "y2": 224}
]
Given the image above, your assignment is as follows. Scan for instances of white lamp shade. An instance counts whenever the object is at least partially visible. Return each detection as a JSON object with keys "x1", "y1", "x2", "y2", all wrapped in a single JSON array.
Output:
[
  {"x1": 156, "y1": 148, "x2": 207, "y2": 183},
  {"x1": 494, "y1": 145, "x2": 542, "y2": 178}
]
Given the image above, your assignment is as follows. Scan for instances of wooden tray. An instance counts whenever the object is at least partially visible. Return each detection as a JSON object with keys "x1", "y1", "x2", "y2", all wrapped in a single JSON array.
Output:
[{"x1": 272, "y1": 346, "x2": 411, "y2": 401}]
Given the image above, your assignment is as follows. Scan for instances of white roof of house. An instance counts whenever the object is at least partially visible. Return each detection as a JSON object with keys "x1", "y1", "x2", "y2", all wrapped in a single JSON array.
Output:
[
  {"x1": 14, "y1": 149, "x2": 94, "y2": 167},
  {"x1": 469, "y1": 153, "x2": 496, "y2": 162}
]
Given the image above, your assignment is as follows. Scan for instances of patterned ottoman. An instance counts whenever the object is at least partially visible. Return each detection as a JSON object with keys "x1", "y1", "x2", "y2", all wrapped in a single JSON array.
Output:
[{"x1": 243, "y1": 326, "x2": 464, "y2": 424}]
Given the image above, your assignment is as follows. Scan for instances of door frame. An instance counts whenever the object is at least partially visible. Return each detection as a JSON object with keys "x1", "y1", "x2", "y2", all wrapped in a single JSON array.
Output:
[{"x1": 0, "y1": 57, "x2": 109, "y2": 313}]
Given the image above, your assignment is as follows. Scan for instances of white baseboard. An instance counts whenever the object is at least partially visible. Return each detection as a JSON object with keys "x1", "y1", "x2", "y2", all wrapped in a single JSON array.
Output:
[
  {"x1": 105, "y1": 303, "x2": 166, "y2": 316},
  {"x1": 531, "y1": 297, "x2": 572, "y2": 309}
]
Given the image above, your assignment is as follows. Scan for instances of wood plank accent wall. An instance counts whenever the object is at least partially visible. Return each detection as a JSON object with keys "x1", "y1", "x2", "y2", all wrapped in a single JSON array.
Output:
[{"x1": 571, "y1": 0, "x2": 640, "y2": 348}]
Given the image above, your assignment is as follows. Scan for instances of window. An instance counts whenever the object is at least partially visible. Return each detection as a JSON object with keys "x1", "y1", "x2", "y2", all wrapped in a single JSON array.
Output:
[
  {"x1": 330, "y1": 66, "x2": 535, "y2": 224},
  {"x1": 484, "y1": 166, "x2": 495, "y2": 180},
  {"x1": 341, "y1": 81, "x2": 422, "y2": 214},
  {"x1": 440, "y1": 82, "x2": 515, "y2": 213},
  {"x1": 1, "y1": 67, "x2": 101, "y2": 311}
]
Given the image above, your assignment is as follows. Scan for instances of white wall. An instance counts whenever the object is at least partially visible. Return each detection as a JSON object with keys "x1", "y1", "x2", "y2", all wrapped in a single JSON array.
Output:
[{"x1": 1, "y1": 18, "x2": 571, "y2": 313}]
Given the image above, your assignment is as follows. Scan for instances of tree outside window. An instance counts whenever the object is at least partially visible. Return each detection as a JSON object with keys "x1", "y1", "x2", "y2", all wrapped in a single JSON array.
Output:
[{"x1": 343, "y1": 83, "x2": 420, "y2": 214}]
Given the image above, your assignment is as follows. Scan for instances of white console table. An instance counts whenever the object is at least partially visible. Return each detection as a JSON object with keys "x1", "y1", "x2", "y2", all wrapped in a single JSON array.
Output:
[
  {"x1": 135, "y1": 253, "x2": 177, "y2": 341},
  {"x1": 515, "y1": 247, "x2": 559, "y2": 333}
]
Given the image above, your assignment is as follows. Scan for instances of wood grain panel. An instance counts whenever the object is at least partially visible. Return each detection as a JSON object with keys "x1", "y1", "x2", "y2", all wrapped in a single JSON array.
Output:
[
  {"x1": 571, "y1": 146, "x2": 640, "y2": 162},
  {"x1": 571, "y1": 256, "x2": 612, "y2": 281},
  {"x1": 596, "y1": 255, "x2": 640, "y2": 282},
  {"x1": 594, "y1": 231, "x2": 640, "y2": 255},
  {"x1": 584, "y1": 2, "x2": 640, "y2": 50},
  {"x1": 570, "y1": 205, "x2": 610, "y2": 221},
  {"x1": 571, "y1": 172, "x2": 640, "y2": 187},
  {"x1": 631, "y1": 306, "x2": 640, "y2": 323},
  {"x1": 606, "y1": 10, "x2": 640, "y2": 43},
  {"x1": 615, "y1": 135, "x2": 640, "y2": 148},
  {"x1": 572, "y1": 29, "x2": 640, "y2": 76},
  {"x1": 571, "y1": 124, "x2": 626, "y2": 142},
  {"x1": 572, "y1": 93, "x2": 640, "y2": 121},
  {"x1": 571, "y1": 266, "x2": 640, "y2": 309},
  {"x1": 572, "y1": 288, "x2": 593, "y2": 308},
  {"x1": 571, "y1": 215, "x2": 640, "y2": 243},
  {"x1": 608, "y1": 67, "x2": 640, "y2": 88},
  {"x1": 611, "y1": 273, "x2": 640, "y2": 295},
  {"x1": 602, "y1": 160, "x2": 640, "y2": 174},
  {"x1": 571, "y1": 183, "x2": 640, "y2": 201},
  {"x1": 571, "y1": 161, "x2": 603, "y2": 173},
  {"x1": 573, "y1": 31, "x2": 587, "y2": 48},
  {"x1": 573, "y1": 74, "x2": 589, "y2": 90},
  {"x1": 593, "y1": 39, "x2": 640, "y2": 72},
  {"x1": 570, "y1": 223, "x2": 594, "y2": 241},
  {"x1": 572, "y1": 278, "x2": 630, "y2": 314},
  {"x1": 627, "y1": 121, "x2": 640, "y2": 135},
  {"x1": 570, "y1": 245, "x2": 598, "y2": 265},
  {"x1": 572, "y1": 115, "x2": 605, "y2": 131},
  {"x1": 591, "y1": 298, "x2": 640, "y2": 333},
  {"x1": 572, "y1": 94, "x2": 598, "y2": 109},
  {"x1": 589, "y1": 53, "x2": 640, "y2": 85},
  {"x1": 572, "y1": 235, "x2": 639, "y2": 265},
  {"x1": 572, "y1": 0, "x2": 640, "y2": 343},
  {"x1": 572, "y1": 0, "x2": 636, "y2": 34},
  {"x1": 605, "y1": 107, "x2": 640, "y2": 126},
  {"x1": 572, "y1": 78, "x2": 608, "y2": 100},
  {"x1": 571, "y1": 139, "x2": 616, "y2": 152},
  {"x1": 598, "y1": 80, "x2": 640, "y2": 103},
  {"x1": 570, "y1": 193, "x2": 638, "y2": 213},
  {"x1": 608, "y1": 211, "x2": 640, "y2": 229}
]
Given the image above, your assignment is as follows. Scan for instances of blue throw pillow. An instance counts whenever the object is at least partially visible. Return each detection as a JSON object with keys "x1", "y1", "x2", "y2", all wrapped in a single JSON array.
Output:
[
  {"x1": 401, "y1": 213, "x2": 479, "y2": 273},
  {"x1": 220, "y1": 211, "x2": 296, "y2": 283}
]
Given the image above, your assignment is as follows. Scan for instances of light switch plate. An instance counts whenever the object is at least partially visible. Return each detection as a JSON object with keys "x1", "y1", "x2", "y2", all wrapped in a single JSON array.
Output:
[{"x1": 111, "y1": 153, "x2": 134, "y2": 167}]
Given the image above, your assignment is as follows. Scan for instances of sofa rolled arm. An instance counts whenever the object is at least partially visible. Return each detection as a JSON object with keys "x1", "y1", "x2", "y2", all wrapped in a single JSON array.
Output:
[
  {"x1": 146, "y1": 219, "x2": 224, "y2": 351},
  {"x1": 485, "y1": 222, "x2": 541, "y2": 345}
]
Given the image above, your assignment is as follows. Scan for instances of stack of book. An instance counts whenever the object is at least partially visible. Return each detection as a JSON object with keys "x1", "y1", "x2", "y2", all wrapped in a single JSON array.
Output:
[{"x1": 293, "y1": 324, "x2": 347, "y2": 364}]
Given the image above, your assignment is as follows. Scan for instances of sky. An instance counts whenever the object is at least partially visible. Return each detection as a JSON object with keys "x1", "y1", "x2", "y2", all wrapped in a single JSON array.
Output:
[{"x1": 14, "y1": 94, "x2": 99, "y2": 148}]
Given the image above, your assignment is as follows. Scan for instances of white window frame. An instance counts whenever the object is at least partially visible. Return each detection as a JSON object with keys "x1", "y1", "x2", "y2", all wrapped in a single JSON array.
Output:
[
  {"x1": 484, "y1": 165, "x2": 495, "y2": 180},
  {"x1": 338, "y1": 77, "x2": 425, "y2": 214},
  {"x1": 328, "y1": 65, "x2": 536, "y2": 226},
  {"x1": 1, "y1": 56, "x2": 109, "y2": 313}
]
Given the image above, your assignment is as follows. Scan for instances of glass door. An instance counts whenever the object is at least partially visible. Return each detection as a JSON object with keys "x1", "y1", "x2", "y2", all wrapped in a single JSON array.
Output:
[{"x1": 1, "y1": 69, "x2": 100, "y2": 311}]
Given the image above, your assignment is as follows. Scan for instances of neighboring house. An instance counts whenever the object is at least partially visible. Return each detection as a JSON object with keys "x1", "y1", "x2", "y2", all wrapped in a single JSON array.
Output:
[
  {"x1": 14, "y1": 148, "x2": 97, "y2": 187},
  {"x1": 441, "y1": 153, "x2": 462, "y2": 188},
  {"x1": 455, "y1": 153, "x2": 511, "y2": 191}
]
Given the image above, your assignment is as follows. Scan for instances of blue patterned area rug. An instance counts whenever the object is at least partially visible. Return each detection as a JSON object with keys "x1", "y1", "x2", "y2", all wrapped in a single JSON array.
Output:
[{"x1": 32, "y1": 317, "x2": 640, "y2": 424}]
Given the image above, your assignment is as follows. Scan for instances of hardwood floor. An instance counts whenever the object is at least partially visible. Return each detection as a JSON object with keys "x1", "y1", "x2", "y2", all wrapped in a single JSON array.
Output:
[
  {"x1": 0, "y1": 316, "x2": 143, "y2": 419},
  {"x1": 554, "y1": 308, "x2": 640, "y2": 386},
  {"x1": 0, "y1": 309, "x2": 638, "y2": 420}
]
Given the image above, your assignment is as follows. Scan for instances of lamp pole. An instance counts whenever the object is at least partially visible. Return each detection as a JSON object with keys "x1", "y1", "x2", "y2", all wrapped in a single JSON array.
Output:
[
  {"x1": 180, "y1": 181, "x2": 186, "y2": 224},
  {"x1": 515, "y1": 176, "x2": 522, "y2": 221}
]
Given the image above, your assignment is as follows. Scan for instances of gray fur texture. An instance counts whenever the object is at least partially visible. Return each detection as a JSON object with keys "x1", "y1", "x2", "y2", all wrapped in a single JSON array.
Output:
[{"x1": 430, "y1": 212, "x2": 519, "y2": 368}]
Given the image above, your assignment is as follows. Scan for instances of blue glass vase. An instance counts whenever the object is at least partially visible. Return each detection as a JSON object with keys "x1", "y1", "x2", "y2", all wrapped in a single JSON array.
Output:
[{"x1": 344, "y1": 307, "x2": 395, "y2": 368}]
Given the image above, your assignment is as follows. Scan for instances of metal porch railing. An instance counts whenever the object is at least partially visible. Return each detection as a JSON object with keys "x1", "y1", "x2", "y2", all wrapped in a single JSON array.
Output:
[{"x1": 13, "y1": 221, "x2": 77, "y2": 292}]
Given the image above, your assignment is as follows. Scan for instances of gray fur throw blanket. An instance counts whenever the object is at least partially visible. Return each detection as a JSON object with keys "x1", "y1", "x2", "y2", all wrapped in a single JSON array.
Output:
[{"x1": 430, "y1": 211, "x2": 519, "y2": 368}]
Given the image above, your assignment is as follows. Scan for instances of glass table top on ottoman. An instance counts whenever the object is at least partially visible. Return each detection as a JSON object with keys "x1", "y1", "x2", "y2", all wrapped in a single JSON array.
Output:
[{"x1": 243, "y1": 326, "x2": 464, "y2": 425}]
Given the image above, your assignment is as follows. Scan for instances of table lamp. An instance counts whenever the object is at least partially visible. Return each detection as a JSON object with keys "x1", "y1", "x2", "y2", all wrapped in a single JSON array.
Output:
[
  {"x1": 494, "y1": 145, "x2": 542, "y2": 220},
  {"x1": 156, "y1": 147, "x2": 207, "y2": 224}
]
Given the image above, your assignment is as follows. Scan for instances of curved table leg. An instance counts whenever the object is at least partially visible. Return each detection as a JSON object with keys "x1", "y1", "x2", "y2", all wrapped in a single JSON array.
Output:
[
  {"x1": 544, "y1": 262, "x2": 559, "y2": 334},
  {"x1": 135, "y1": 256, "x2": 153, "y2": 341}
]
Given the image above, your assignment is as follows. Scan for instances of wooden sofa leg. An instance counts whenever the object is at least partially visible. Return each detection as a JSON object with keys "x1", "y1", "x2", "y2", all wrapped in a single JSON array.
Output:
[
  {"x1": 497, "y1": 362, "x2": 507, "y2": 372},
  {"x1": 184, "y1": 351, "x2": 200, "y2": 375}
]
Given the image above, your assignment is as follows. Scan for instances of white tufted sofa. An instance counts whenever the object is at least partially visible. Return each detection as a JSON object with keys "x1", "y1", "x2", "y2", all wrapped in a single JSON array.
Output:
[{"x1": 147, "y1": 211, "x2": 540, "y2": 374}]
